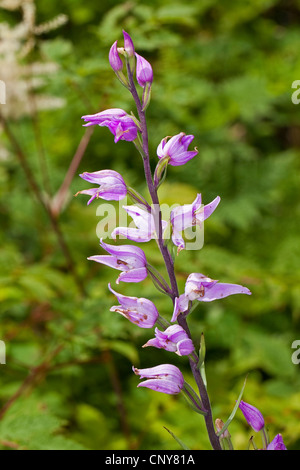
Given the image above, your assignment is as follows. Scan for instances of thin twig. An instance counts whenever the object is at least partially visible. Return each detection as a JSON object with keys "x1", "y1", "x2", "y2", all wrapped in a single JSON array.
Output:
[
  {"x1": 26, "y1": 77, "x2": 53, "y2": 197},
  {"x1": 0, "y1": 345, "x2": 63, "y2": 421},
  {"x1": 0, "y1": 112, "x2": 85, "y2": 295},
  {"x1": 50, "y1": 126, "x2": 94, "y2": 217}
]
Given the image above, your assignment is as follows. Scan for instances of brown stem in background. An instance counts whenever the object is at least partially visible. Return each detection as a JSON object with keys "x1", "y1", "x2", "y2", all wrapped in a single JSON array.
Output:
[
  {"x1": 27, "y1": 82, "x2": 53, "y2": 197},
  {"x1": 0, "y1": 112, "x2": 85, "y2": 295},
  {"x1": 102, "y1": 350, "x2": 134, "y2": 450},
  {"x1": 50, "y1": 126, "x2": 94, "y2": 217},
  {"x1": 0, "y1": 345, "x2": 63, "y2": 421}
]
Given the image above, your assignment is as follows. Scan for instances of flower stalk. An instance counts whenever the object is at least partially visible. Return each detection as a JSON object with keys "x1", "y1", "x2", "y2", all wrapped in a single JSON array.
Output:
[
  {"x1": 76, "y1": 31, "x2": 285, "y2": 452},
  {"x1": 124, "y1": 53, "x2": 222, "y2": 450}
]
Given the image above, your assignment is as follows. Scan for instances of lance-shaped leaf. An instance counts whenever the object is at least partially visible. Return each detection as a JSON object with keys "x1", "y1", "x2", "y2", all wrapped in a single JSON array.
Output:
[
  {"x1": 163, "y1": 427, "x2": 190, "y2": 450},
  {"x1": 197, "y1": 332, "x2": 207, "y2": 388},
  {"x1": 216, "y1": 375, "x2": 248, "y2": 438}
]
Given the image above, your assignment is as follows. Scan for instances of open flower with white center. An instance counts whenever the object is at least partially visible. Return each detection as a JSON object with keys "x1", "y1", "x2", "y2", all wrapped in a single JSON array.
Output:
[
  {"x1": 170, "y1": 193, "x2": 220, "y2": 251},
  {"x1": 111, "y1": 205, "x2": 168, "y2": 242},
  {"x1": 143, "y1": 325, "x2": 194, "y2": 356},
  {"x1": 157, "y1": 132, "x2": 198, "y2": 166}
]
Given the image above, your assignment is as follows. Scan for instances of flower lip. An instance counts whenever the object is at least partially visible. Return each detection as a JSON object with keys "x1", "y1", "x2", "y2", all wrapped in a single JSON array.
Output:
[
  {"x1": 100, "y1": 239, "x2": 147, "y2": 264},
  {"x1": 81, "y1": 108, "x2": 127, "y2": 126},
  {"x1": 170, "y1": 193, "x2": 221, "y2": 251},
  {"x1": 171, "y1": 273, "x2": 252, "y2": 321}
]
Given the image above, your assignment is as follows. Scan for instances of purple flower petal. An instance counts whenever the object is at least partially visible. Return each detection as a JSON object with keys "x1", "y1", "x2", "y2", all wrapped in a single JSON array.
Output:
[
  {"x1": 136, "y1": 378, "x2": 183, "y2": 395},
  {"x1": 123, "y1": 30, "x2": 135, "y2": 56},
  {"x1": 172, "y1": 273, "x2": 251, "y2": 319},
  {"x1": 133, "y1": 364, "x2": 184, "y2": 394},
  {"x1": 239, "y1": 400, "x2": 265, "y2": 432},
  {"x1": 79, "y1": 169, "x2": 125, "y2": 185},
  {"x1": 203, "y1": 196, "x2": 221, "y2": 220},
  {"x1": 81, "y1": 108, "x2": 138, "y2": 142},
  {"x1": 117, "y1": 267, "x2": 148, "y2": 283},
  {"x1": 108, "y1": 283, "x2": 158, "y2": 328},
  {"x1": 109, "y1": 40, "x2": 123, "y2": 72},
  {"x1": 199, "y1": 282, "x2": 252, "y2": 302},
  {"x1": 76, "y1": 169, "x2": 127, "y2": 203},
  {"x1": 267, "y1": 434, "x2": 287, "y2": 450},
  {"x1": 111, "y1": 226, "x2": 152, "y2": 243},
  {"x1": 135, "y1": 53, "x2": 153, "y2": 87},
  {"x1": 99, "y1": 239, "x2": 147, "y2": 265},
  {"x1": 157, "y1": 132, "x2": 198, "y2": 167},
  {"x1": 170, "y1": 194, "x2": 220, "y2": 250},
  {"x1": 112, "y1": 205, "x2": 168, "y2": 243},
  {"x1": 88, "y1": 255, "x2": 121, "y2": 270},
  {"x1": 82, "y1": 108, "x2": 127, "y2": 125},
  {"x1": 143, "y1": 325, "x2": 194, "y2": 356},
  {"x1": 88, "y1": 241, "x2": 147, "y2": 284},
  {"x1": 171, "y1": 294, "x2": 189, "y2": 322}
]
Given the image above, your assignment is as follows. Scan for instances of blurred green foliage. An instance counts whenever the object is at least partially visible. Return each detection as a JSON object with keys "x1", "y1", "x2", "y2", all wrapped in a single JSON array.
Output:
[{"x1": 0, "y1": 0, "x2": 300, "y2": 450}]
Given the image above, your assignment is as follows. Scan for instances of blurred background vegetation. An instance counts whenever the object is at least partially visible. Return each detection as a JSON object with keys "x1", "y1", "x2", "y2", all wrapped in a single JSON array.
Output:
[{"x1": 0, "y1": 0, "x2": 300, "y2": 450}]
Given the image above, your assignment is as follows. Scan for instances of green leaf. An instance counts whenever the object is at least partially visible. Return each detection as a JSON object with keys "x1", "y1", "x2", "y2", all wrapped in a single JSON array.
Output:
[
  {"x1": 217, "y1": 376, "x2": 248, "y2": 438},
  {"x1": 163, "y1": 427, "x2": 190, "y2": 450},
  {"x1": 197, "y1": 333, "x2": 207, "y2": 388}
]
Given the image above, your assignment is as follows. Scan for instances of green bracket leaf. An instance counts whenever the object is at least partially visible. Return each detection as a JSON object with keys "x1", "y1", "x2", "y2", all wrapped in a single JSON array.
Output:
[
  {"x1": 216, "y1": 375, "x2": 248, "y2": 437},
  {"x1": 163, "y1": 426, "x2": 190, "y2": 450}
]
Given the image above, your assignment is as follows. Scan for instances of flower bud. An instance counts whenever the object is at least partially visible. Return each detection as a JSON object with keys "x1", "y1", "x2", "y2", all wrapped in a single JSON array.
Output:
[
  {"x1": 135, "y1": 53, "x2": 153, "y2": 87},
  {"x1": 267, "y1": 434, "x2": 287, "y2": 450},
  {"x1": 109, "y1": 40, "x2": 123, "y2": 72},
  {"x1": 215, "y1": 419, "x2": 231, "y2": 439},
  {"x1": 239, "y1": 400, "x2": 265, "y2": 432}
]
